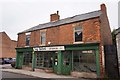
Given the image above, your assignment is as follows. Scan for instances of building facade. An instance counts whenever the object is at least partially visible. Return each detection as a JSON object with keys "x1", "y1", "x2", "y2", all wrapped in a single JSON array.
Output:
[
  {"x1": 0, "y1": 32, "x2": 17, "y2": 58},
  {"x1": 16, "y1": 4, "x2": 112, "y2": 78},
  {"x1": 115, "y1": 27, "x2": 120, "y2": 64}
]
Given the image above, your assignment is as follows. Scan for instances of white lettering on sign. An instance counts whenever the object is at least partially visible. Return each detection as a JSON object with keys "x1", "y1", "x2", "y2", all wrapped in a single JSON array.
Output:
[{"x1": 33, "y1": 46, "x2": 65, "y2": 51}]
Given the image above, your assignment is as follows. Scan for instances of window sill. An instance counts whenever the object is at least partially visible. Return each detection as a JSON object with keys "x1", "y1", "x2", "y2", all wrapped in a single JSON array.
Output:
[
  {"x1": 39, "y1": 44, "x2": 46, "y2": 46},
  {"x1": 73, "y1": 42, "x2": 84, "y2": 44},
  {"x1": 25, "y1": 46, "x2": 30, "y2": 47}
]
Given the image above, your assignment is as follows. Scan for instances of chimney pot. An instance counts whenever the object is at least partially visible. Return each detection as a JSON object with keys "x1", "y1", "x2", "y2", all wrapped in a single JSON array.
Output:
[
  {"x1": 100, "y1": 3, "x2": 106, "y2": 12},
  {"x1": 57, "y1": 11, "x2": 59, "y2": 15}
]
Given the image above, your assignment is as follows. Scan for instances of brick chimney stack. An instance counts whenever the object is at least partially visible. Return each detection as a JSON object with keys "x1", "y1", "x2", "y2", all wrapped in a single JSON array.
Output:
[
  {"x1": 50, "y1": 11, "x2": 60, "y2": 22},
  {"x1": 100, "y1": 4, "x2": 107, "y2": 13}
]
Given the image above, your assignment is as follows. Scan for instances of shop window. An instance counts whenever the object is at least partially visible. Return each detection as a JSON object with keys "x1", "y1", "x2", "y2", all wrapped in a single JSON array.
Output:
[
  {"x1": 74, "y1": 27, "x2": 83, "y2": 42},
  {"x1": 40, "y1": 32, "x2": 46, "y2": 45},
  {"x1": 73, "y1": 50, "x2": 96, "y2": 72},
  {"x1": 36, "y1": 52, "x2": 53, "y2": 68},
  {"x1": 63, "y1": 51, "x2": 71, "y2": 66},
  {"x1": 23, "y1": 52, "x2": 32, "y2": 66},
  {"x1": 54, "y1": 53, "x2": 58, "y2": 65}
]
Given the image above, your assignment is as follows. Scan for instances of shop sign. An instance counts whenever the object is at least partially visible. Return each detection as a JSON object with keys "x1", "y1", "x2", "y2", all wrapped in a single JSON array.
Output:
[{"x1": 33, "y1": 46, "x2": 65, "y2": 51}]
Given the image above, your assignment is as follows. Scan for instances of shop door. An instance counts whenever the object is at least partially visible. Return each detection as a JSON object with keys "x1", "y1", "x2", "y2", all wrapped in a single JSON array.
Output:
[
  {"x1": 53, "y1": 52, "x2": 58, "y2": 73},
  {"x1": 18, "y1": 53, "x2": 23, "y2": 68},
  {"x1": 62, "y1": 51, "x2": 72, "y2": 75}
]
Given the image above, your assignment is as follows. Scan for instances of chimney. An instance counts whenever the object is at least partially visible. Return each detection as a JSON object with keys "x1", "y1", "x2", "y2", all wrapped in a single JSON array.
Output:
[
  {"x1": 50, "y1": 11, "x2": 60, "y2": 22},
  {"x1": 100, "y1": 3, "x2": 107, "y2": 13}
]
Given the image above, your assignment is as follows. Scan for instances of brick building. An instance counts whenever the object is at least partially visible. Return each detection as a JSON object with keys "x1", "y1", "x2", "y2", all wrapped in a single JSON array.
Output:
[
  {"x1": 16, "y1": 4, "x2": 112, "y2": 78},
  {"x1": 0, "y1": 32, "x2": 17, "y2": 58}
]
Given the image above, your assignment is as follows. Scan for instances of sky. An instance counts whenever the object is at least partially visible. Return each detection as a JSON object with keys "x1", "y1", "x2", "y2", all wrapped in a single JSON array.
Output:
[{"x1": 0, "y1": 0, "x2": 119, "y2": 40}]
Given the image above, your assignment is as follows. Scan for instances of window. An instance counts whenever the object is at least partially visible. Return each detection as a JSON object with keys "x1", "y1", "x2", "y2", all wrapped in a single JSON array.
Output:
[
  {"x1": 73, "y1": 50, "x2": 96, "y2": 73},
  {"x1": 36, "y1": 52, "x2": 53, "y2": 68},
  {"x1": 74, "y1": 27, "x2": 83, "y2": 42},
  {"x1": 25, "y1": 32, "x2": 31, "y2": 46},
  {"x1": 40, "y1": 32, "x2": 46, "y2": 45}
]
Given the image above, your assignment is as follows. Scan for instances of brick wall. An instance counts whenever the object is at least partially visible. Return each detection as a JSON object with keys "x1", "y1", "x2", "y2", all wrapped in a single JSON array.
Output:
[
  {"x1": 0, "y1": 32, "x2": 17, "y2": 58},
  {"x1": 17, "y1": 33, "x2": 25, "y2": 47},
  {"x1": 100, "y1": 4, "x2": 112, "y2": 45},
  {"x1": 17, "y1": 17, "x2": 101, "y2": 47}
]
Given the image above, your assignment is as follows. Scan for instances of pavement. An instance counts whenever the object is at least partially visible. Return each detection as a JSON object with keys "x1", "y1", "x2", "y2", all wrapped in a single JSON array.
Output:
[
  {"x1": 0, "y1": 64, "x2": 74, "y2": 79},
  {"x1": 0, "y1": 64, "x2": 12, "y2": 69}
]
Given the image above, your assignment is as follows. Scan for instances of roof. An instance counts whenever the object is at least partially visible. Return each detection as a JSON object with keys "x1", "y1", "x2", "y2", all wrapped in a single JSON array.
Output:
[
  {"x1": 19, "y1": 10, "x2": 102, "y2": 34},
  {"x1": 115, "y1": 27, "x2": 120, "y2": 35}
]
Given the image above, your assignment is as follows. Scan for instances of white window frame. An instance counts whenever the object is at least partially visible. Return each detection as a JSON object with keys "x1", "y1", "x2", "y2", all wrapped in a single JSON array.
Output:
[
  {"x1": 40, "y1": 29, "x2": 46, "y2": 46},
  {"x1": 73, "y1": 26, "x2": 83, "y2": 44},
  {"x1": 25, "y1": 32, "x2": 31, "y2": 47}
]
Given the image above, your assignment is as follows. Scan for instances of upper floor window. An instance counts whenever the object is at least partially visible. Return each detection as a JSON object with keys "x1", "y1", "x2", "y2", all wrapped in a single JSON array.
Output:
[
  {"x1": 25, "y1": 32, "x2": 31, "y2": 46},
  {"x1": 40, "y1": 31, "x2": 46, "y2": 45},
  {"x1": 74, "y1": 27, "x2": 83, "y2": 42}
]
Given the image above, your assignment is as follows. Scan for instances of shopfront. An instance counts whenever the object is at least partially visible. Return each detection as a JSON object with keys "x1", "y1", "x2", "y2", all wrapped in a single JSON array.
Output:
[{"x1": 16, "y1": 43, "x2": 100, "y2": 77}]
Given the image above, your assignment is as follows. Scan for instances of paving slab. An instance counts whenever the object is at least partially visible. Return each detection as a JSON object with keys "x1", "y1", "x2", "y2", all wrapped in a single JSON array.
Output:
[{"x1": 2, "y1": 68, "x2": 74, "y2": 78}]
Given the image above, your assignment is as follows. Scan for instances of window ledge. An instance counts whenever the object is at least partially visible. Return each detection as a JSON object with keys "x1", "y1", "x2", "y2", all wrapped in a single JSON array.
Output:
[
  {"x1": 25, "y1": 46, "x2": 30, "y2": 47},
  {"x1": 39, "y1": 44, "x2": 46, "y2": 46},
  {"x1": 73, "y1": 42, "x2": 84, "y2": 44}
]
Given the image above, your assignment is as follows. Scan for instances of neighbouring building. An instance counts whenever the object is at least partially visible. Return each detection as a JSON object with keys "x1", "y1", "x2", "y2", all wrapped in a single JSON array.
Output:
[
  {"x1": 16, "y1": 4, "x2": 112, "y2": 78},
  {"x1": 115, "y1": 27, "x2": 120, "y2": 64},
  {"x1": 0, "y1": 32, "x2": 17, "y2": 58}
]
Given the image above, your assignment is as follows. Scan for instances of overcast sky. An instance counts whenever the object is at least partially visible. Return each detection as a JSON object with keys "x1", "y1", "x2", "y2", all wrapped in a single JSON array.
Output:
[{"x1": 0, "y1": 0, "x2": 119, "y2": 40}]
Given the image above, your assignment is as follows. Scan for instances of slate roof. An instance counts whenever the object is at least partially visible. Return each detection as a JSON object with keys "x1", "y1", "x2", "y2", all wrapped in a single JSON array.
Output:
[
  {"x1": 115, "y1": 27, "x2": 120, "y2": 35},
  {"x1": 19, "y1": 10, "x2": 102, "y2": 34}
]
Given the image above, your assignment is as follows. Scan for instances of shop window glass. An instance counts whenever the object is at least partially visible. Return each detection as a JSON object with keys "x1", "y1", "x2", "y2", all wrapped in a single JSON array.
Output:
[
  {"x1": 23, "y1": 52, "x2": 32, "y2": 66},
  {"x1": 36, "y1": 52, "x2": 53, "y2": 68},
  {"x1": 54, "y1": 53, "x2": 58, "y2": 65},
  {"x1": 40, "y1": 32, "x2": 46, "y2": 45},
  {"x1": 74, "y1": 27, "x2": 83, "y2": 42},
  {"x1": 63, "y1": 51, "x2": 71, "y2": 66},
  {"x1": 73, "y1": 50, "x2": 96, "y2": 73}
]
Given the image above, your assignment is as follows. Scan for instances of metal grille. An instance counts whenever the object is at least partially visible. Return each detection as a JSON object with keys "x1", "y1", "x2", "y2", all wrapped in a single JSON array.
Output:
[
  {"x1": 73, "y1": 50, "x2": 96, "y2": 73},
  {"x1": 23, "y1": 52, "x2": 32, "y2": 66},
  {"x1": 36, "y1": 52, "x2": 53, "y2": 68}
]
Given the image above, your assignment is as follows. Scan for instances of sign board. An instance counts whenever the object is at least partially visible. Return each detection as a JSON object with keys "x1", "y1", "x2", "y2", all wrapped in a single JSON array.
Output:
[{"x1": 33, "y1": 46, "x2": 65, "y2": 51}]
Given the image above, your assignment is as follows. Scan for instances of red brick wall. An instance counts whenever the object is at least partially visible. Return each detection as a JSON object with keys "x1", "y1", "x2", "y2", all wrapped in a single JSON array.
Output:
[
  {"x1": 17, "y1": 17, "x2": 101, "y2": 47},
  {"x1": 30, "y1": 30, "x2": 40, "y2": 47},
  {"x1": 17, "y1": 33, "x2": 25, "y2": 47},
  {"x1": 50, "y1": 13, "x2": 60, "y2": 22},
  {"x1": 46, "y1": 27, "x2": 59, "y2": 45},
  {"x1": 59, "y1": 24, "x2": 73, "y2": 45},
  {"x1": 0, "y1": 32, "x2": 17, "y2": 58}
]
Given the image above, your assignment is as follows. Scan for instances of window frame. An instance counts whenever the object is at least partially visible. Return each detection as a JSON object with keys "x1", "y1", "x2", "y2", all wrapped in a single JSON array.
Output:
[
  {"x1": 40, "y1": 30, "x2": 46, "y2": 46},
  {"x1": 25, "y1": 32, "x2": 31, "y2": 46},
  {"x1": 73, "y1": 26, "x2": 83, "y2": 43}
]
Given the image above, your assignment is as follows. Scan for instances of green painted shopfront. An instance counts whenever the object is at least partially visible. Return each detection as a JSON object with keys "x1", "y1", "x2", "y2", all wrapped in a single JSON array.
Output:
[{"x1": 15, "y1": 4, "x2": 113, "y2": 78}]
